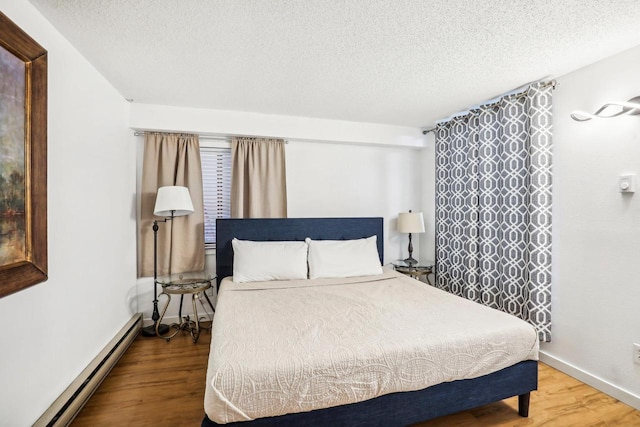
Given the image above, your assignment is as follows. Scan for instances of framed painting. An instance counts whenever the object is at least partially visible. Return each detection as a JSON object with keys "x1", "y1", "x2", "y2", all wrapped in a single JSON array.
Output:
[{"x1": 0, "y1": 12, "x2": 47, "y2": 298}]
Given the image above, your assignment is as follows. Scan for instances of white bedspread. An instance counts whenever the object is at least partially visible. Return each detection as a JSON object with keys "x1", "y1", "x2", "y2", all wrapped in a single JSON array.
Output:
[{"x1": 204, "y1": 268, "x2": 539, "y2": 423}]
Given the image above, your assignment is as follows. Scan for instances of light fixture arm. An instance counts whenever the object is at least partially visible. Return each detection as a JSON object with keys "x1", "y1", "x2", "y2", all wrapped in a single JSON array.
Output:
[
  {"x1": 153, "y1": 212, "x2": 176, "y2": 282},
  {"x1": 570, "y1": 96, "x2": 640, "y2": 122}
]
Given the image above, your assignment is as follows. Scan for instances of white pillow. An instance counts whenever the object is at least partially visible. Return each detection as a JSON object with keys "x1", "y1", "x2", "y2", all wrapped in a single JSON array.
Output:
[
  {"x1": 232, "y1": 239, "x2": 308, "y2": 283},
  {"x1": 306, "y1": 236, "x2": 383, "y2": 279}
]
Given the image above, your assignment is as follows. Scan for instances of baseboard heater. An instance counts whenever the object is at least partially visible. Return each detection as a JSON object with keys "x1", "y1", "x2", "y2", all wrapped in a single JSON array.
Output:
[{"x1": 33, "y1": 313, "x2": 142, "y2": 427}]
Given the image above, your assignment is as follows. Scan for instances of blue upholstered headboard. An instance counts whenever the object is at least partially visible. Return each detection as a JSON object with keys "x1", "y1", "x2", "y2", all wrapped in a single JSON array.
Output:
[{"x1": 215, "y1": 217, "x2": 384, "y2": 285}]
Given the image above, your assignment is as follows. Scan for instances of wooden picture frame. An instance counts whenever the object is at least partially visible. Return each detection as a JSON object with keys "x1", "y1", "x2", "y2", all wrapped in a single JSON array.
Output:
[{"x1": 0, "y1": 12, "x2": 47, "y2": 298}]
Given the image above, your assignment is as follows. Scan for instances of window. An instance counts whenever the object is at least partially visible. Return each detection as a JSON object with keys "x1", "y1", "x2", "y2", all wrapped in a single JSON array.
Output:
[{"x1": 200, "y1": 145, "x2": 231, "y2": 248}]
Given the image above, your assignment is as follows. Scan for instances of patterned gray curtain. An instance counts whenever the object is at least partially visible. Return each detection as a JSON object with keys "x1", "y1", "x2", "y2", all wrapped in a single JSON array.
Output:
[{"x1": 435, "y1": 82, "x2": 553, "y2": 342}]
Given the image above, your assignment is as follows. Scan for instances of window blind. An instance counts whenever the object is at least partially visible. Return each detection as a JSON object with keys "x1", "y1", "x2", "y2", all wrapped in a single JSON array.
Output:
[{"x1": 200, "y1": 146, "x2": 231, "y2": 247}]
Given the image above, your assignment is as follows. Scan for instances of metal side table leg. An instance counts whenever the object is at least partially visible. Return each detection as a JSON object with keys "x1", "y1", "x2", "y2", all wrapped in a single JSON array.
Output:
[
  {"x1": 156, "y1": 292, "x2": 181, "y2": 342},
  {"x1": 190, "y1": 293, "x2": 200, "y2": 343}
]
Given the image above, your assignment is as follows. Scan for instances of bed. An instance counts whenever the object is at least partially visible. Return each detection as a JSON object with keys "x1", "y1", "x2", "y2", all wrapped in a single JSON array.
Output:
[{"x1": 203, "y1": 217, "x2": 538, "y2": 426}]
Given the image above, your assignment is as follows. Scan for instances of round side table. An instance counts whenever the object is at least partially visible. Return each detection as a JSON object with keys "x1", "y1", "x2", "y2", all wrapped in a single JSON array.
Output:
[
  {"x1": 392, "y1": 261, "x2": 435, "y2": 285},
  {"x1": 156, "y1": 273, "x2": 215, "y2": 343}
]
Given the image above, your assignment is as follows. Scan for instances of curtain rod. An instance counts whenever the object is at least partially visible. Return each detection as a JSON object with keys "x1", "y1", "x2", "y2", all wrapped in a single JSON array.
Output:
[
  {"x1": 133, "y1": 131, "x2": 229, "y2": 141},
  {"x1": 424, "y1": 79, "x2": 558, "y2": 133},
  {"x1": 133, "y1": 131, "x2": 289, "y2": 143}
]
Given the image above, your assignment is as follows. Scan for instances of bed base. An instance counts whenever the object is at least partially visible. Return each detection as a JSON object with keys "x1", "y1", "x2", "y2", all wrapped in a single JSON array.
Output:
[{"x1": 201, "y1": 360, "x2": 537, "y2": 427}]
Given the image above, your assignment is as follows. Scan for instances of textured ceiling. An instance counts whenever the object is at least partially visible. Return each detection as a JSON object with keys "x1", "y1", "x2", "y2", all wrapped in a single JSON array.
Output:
[{"x1": 28, "y1": 0, "x2": 640, "y2": 128}]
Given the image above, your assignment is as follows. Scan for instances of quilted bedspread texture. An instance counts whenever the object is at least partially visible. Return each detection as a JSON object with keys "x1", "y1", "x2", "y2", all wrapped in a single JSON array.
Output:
[{"x1": 204, "y1": 268, "x2": 539, "y2": 423}]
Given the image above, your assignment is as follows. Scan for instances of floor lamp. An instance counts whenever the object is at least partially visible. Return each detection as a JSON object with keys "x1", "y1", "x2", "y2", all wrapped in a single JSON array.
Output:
[
  {"x1": 142, "y1": 186, "x2": 195, "y2": 337},
  {"x1": 398, "y1": 210, "x2": 425, "y2": 266}
]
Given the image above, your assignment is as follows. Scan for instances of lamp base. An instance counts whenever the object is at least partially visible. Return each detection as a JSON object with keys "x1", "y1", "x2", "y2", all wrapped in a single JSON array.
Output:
[
  {"x1": 403, "y1": 256, "x2": 418, "y2": 266},
  {"x1": 141, "y1": 323, "x2": 170, "y2": 337}
]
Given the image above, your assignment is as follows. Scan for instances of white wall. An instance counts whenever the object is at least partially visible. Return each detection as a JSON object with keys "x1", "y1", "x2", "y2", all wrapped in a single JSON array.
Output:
[
  {"x1": 131, "y1": 104, "x2": 427, "y2": 323},
  {"x1": 0, "y1": 2, "x2": 137, "y2": 426},
  {"x1": 540, "y1": 45, "x2": 640, "y2": 408},
  {"x1": 129, "y1": 103, "x2": 425, "y2": 148},
  {"x1": 286, "y1": 140, "x2": 423, "y2": 262}
]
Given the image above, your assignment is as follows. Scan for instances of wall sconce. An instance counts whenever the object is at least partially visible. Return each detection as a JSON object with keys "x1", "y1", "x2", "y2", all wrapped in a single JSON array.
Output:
[{"x1": 571, "y1": 96, "x2": 640, "y2": 121}]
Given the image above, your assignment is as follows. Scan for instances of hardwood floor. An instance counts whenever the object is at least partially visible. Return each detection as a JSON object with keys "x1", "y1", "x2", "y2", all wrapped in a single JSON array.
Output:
[
  {"x1": 72, "y1": 326, "x2": 212, "y2": 427},
  {"x1": 72, "y1": 328, "x2": 640, "y2": 426}
]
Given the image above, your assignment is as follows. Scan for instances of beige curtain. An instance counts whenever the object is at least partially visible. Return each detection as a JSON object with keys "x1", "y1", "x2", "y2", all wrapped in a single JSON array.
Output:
[
  {"x1": 138, "y1": 133, "x2": 205, "y2": 277},
  {"x1": 231, "y1": 137, "x2": 287, "y2": 218}
]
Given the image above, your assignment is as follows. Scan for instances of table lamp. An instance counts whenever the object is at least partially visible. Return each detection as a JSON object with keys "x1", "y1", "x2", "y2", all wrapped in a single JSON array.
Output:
[
  {"x1": 398, "y1": 210, "x2": 425, "y2": 266},
  {"x1": 142, "y1": 186, "x2": 195, "y2": 337}
]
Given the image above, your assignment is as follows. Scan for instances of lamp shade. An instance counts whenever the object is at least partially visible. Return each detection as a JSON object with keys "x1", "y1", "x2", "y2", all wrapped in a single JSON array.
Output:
[
  {"x1": 398, "y1": 211, "x2": 425, "y2": 234},
  {"x1": 153, "y1": 186, "x2": 194, "y2": 217}
]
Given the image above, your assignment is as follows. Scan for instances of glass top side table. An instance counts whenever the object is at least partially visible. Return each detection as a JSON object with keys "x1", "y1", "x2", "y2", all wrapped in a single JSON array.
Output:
[
  {"x1": 156, "y1": 271, "x2": 216, "y2": 343},
  {"x1": 392, "y1": 260, "x2": 435, "y2": 285}
]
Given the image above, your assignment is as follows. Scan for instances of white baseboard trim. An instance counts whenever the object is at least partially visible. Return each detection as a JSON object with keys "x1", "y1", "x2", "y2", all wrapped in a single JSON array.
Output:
[
  {"x1": 539, "y1": 350, "x2": 640, "y2": 410},
  {"x1": 33, "y1": 314, "x2": 142, "y2": 427}
]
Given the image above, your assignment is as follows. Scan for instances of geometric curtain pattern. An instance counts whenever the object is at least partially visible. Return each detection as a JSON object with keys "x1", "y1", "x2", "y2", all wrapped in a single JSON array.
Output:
[{"x1": 435, "y1": 82, "x2": 553, "y2": 342}]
